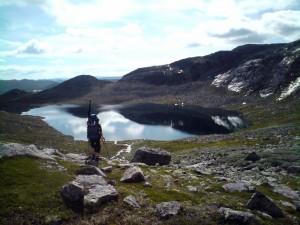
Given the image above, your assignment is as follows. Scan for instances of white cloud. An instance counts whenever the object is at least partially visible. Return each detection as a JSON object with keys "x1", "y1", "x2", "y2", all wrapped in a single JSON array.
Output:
[
  {"x1": 16, "y1": 39, "x2": 48, "y2": 54},
  {"x1": 0, "y1": 0, "x2": 299, "y2": 79},
  {"x1": 261, "y1": 10, "x2": 300, "y2": 41}
]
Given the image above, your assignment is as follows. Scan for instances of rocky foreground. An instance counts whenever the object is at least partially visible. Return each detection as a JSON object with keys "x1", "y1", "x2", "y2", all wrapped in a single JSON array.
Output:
[{"x1": 1, "y1": 122, "x2": 299, "y2": 225}]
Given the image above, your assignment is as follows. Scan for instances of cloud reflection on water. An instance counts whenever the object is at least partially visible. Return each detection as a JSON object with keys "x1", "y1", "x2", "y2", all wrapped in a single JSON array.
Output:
[{"x1": 22, "y1": 105, "x2": 193, "y2": 141}]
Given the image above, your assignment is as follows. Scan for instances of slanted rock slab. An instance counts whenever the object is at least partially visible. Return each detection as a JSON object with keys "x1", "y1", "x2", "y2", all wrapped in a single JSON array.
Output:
[
  {"x1": 76, "y1": 166, "x2": 107, "y2": 177},
  {"x1": 246, "y1": 191, "x2": 283, "y2": 218},
  {"x1": 120, "y1": 166, "x2": 145, "y2": 182},
  {"x1": 156, "y1": 201, "x2": 182, "y2": 219},
  {"x1": 219, "y1": 207, "x2": 257, "y2": 225},
  {"x1": 132, "y1": 147, "x2": 171, "y2": 166},
  {"x1": 273, "y1": 185, "x2": 300, "y2": 200},
  {"x1": 84, "y1": 185, "x2": 118, "y2": 207}
]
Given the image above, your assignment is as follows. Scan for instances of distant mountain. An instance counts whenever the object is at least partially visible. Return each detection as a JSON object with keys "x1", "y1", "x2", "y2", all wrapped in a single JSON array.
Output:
[
  {"x1": 19, "y1": 75, "x2": 112, "y2": 103},
  {"x1": 0, "y1": 79, "x2": 59, "y2": 94},
  {"x1": 121, "y1": 39, "x2": 300, "y2": 100}
]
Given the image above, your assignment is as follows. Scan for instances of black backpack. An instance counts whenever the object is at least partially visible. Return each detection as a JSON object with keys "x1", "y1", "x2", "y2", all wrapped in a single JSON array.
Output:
[{"x1": 87, "y1": 123, "x2": 100, "y2": 140}]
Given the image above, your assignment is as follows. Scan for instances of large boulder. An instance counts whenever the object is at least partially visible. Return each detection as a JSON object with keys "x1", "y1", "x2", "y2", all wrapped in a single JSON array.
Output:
[
  {"x1": 61, "y1": 175, "x2": 118, "y2": 211},
  {"x1": 156, "y1": 201, "x2": 182, "y2": 219},
  {"x1": 60, "y1": 181, "x2": 84, "y2": 212},
  {"x1": 246, "y1": 191, "x2": 283, "y2": 218},
  {"x1": 120, "y1": 166, "x2": 145, "y2": 182},
  {"x1": 131, "y1": 147, "x2": 171, "y2": 166},
  {"x1": 219, "y1": 207, "x2": 257, "y2": 225}
]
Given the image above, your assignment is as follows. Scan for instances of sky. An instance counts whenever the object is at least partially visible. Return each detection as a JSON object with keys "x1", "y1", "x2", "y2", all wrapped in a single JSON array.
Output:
[{"x1": 1, "y1": 0, "x2": 300, "y2": 80}]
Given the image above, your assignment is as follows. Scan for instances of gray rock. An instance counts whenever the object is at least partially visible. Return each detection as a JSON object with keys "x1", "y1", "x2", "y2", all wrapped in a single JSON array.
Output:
[
  {"x1": 60, "y1": 181, "x2": 84, "y2": 212},
  {"x1": 144, "y1": 182, "x2": 152, "y2": 187},
  {"x1": 273, "y1": 185, "x2": 299, "y2": 200},
  {"x1": 186, "y1": 186, "x2": 198, "y2": 192},
  {"x1": 120, "y1": 166, "x2": 145, "y2": 182},
  {"x1": 84, "y1": 185, "x2": 118, "y2": 208},
  {"x1": 246, "y1": 191, "x2": 283, "y2": 218},
  {"x1": 156, "y1": 201, "x2": 182, "y2": 219},
  {"x1": 287, "y1": 166, "x2": 300, "y2": 175},
  {"x1": 219, "y1": 207, "x2": 257, "y2": 225},
  {"x1": 244, "y1": 152, "x2": 261, "y2": 162},
  {"x1": 76, "y1": 166, "x2": 106, "y2": 177},
  {"x1": 123, "y1": 195, "x2": 141, "y2": 208},
  {"x1": 75, "y1": 175, "x2": 107, "y2": 187},
  {"x1": 222, "y1": 182, "x2": 249, "y2": 192},
  {"x1": 131, "y1": 147, "x2": 171, "y2": 166},
  {"x1": 0, "y1": 142, "x2": 53, "y2": 160}
]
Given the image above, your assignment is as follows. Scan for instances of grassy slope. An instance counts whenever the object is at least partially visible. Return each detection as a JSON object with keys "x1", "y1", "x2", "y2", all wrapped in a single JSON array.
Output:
[{"x1": 0, "y1": 99, "x2": 299, "y2": 224}]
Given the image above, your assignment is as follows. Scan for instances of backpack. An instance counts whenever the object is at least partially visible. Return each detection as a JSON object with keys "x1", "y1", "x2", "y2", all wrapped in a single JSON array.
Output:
[
  {"x1": 87, "y1": 123, "x2": 100, "y2": 140},
  {"x1": 87, "y1": 114, "x2": 100, "y2": 140}
]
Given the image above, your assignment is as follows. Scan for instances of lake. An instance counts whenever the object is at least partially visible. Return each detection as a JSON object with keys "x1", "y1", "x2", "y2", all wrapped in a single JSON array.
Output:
[{"x1": 21, "y1": 103, "x2": 250, "y2": 141}]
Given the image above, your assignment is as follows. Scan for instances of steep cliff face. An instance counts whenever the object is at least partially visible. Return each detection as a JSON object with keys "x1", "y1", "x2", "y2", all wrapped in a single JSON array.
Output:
[{"x1": 121, "y1": 40, "x2": 300, "y2": 100}]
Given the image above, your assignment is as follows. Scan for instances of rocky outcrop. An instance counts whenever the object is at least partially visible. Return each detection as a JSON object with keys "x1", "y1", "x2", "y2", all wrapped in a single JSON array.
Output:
[
  {"x1": 246, "y1": 191, "x2": 283, "y2": 218},
  {"x1": 0, "y1": 142, "x2": 54, "y2": 160},
  {"x1": 121, "y1": 40, "x2": 300, "y2": 100},
  {"x1": 273, "y1": 185, "x2": 299, "y2": 200},
  {"x1": 120, "y1": 166, "x2": 145, "y2": 182},
  {"x1": 131, "y1": 147, "x2": 171, "y2": 166}
]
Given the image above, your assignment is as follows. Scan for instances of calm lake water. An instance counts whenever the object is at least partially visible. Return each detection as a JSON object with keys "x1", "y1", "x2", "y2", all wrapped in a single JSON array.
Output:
[{"x1": 21, "y1": 104, "x2": 250, "y2": 141}]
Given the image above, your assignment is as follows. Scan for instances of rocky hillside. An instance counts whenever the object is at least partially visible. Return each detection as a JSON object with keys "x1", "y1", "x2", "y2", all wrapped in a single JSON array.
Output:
[{"x1": 121, "y1": 40, "x2": 300, "y2": 100}]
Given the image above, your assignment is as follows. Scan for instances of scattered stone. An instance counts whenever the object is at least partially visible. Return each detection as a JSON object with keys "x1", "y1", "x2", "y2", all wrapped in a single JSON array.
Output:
[
  {"x1": 101, "y1": 166, "x2": 113, "y2": 173},
  {"x1": 244, "y1": 152, "x2": 261, "y2": 162},
  {"x1": 246, "y1": 191, "x2": 283, "y2": 218},
  {"x1": 219, "y1": 207, "x2": 257, "y2": 225},
  {"x1": 60, "y1": 181, "x2": 84, "y2": 212},
  {"x1": 144, "y1": 182, "x2": 152, "y2": 187},
  {"x1": 131, "y1": 147, "x2": 171, "y2": 166},
  {"x1": 120, "y1": 166, "x2": 145, "y2": 182},
  {"x1": 108, "y1": 180, "x2": 117, "y2": 186},
  {"x1": 186, "y1": 186, "x2": 198, "y2": 192},
  {"x1": 287, "y1": 166, "x2": 300, "y2": 175},
  {"x1": 222, "y1": 182, "x2": 249, "y2": 192},
  {"x1": 76, "y1": 166, "x2": 107, "y2": 177},
  {"x1": 123, "y1": 195, "x2": 141, "y2": 208},
  {"x1": 273, "y1": 185, "x2": 300, "y2": 200},
  {"x1": 156, "y1": 201, "x2": 182, "y2": 219}
]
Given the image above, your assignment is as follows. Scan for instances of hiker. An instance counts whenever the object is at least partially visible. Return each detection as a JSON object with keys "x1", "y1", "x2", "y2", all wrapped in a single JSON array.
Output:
[{"x1": 87, "y1": 101, "x2": 105, "y2": 162}]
